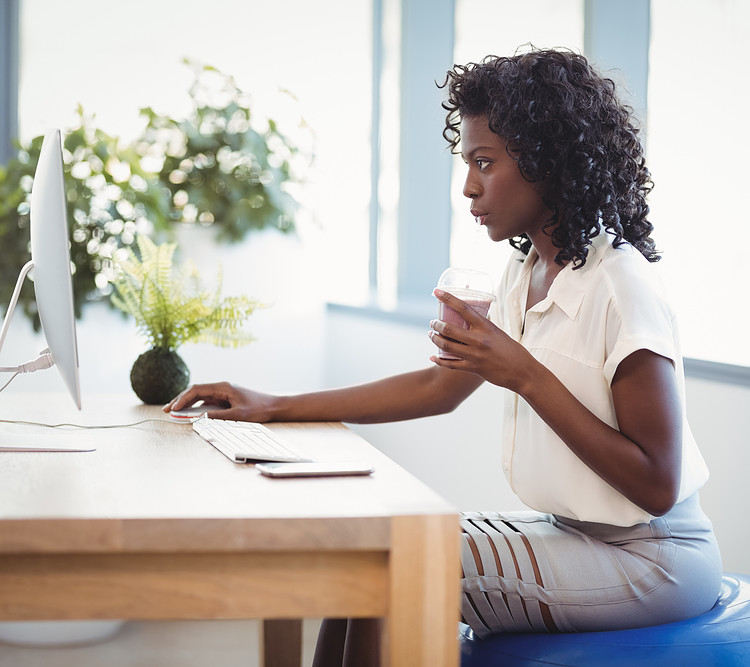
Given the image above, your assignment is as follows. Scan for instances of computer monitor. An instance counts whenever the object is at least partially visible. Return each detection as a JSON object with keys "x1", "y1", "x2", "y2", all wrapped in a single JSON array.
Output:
[{"x1": 0, "y1": 129, "x2": 81, "y2": 409}]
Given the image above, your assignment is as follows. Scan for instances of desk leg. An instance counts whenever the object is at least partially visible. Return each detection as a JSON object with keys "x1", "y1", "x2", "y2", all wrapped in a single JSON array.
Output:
[
  {"x1": 384, "y1": 514, "x2": 460, "y2": 667},
  {"x1": 261, "y1": 619, "x2": 302, "y2": 667}
]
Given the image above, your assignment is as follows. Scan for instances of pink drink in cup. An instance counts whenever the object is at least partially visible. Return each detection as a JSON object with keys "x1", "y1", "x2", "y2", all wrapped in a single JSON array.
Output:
[{"x1": 435, "y1": 268, "x2": 495, "y2": 360}]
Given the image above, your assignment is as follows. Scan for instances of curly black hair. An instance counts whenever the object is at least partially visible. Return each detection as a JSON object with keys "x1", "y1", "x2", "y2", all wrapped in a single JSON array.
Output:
[{"x1": 441, "y1": 47, "x2": 659, "y2": 266}]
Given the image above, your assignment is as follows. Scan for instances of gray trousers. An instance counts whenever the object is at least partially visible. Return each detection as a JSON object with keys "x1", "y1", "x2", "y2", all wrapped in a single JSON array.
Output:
[{"x1": 460, "y1": 493, "x2": 722, "y2": 636}]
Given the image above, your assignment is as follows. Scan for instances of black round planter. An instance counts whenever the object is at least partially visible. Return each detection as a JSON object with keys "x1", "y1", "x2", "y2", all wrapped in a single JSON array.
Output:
[{"x1": 130, "y1": 347, "x2": 190, "y2": 405}]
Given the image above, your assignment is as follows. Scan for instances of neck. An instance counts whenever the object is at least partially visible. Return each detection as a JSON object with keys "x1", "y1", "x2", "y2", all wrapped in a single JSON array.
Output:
[
  {"x1": 528, "y1": 228, "x2": 563, "y2": 269},
  {"x1": 525, "y1": 231, "x2": 566, "y2": 312}
]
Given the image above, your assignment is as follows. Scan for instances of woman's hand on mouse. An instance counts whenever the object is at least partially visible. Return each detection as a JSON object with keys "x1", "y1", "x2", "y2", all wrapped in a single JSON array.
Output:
[
  {"x1": 429, "y1": 289, "x2": 537, "y2": 393},
  {"x1": 163, "y1": 382, "x2": 279, "y2": 422}
]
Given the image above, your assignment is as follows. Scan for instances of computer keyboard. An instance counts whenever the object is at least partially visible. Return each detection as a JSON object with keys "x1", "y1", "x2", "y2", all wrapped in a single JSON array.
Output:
[{"x1": 192, "y1": 416, "x2": 307, "y2": 463}]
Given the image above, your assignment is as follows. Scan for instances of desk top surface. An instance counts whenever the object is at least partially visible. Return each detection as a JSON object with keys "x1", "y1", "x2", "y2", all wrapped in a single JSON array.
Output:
[{"x1": 0, "y1": 393, "x2": 456, "y2": 554}]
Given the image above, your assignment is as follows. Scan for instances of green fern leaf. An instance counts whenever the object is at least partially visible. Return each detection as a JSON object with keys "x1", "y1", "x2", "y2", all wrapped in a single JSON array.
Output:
[{"x1": 110, "y1": 234, "x2": 262, "y2": 351}]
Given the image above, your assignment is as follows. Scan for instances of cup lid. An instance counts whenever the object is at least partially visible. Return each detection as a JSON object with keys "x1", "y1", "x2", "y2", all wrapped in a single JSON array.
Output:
[{"x1": 437, "y1": 267, "x2": 495, "y2": 301}]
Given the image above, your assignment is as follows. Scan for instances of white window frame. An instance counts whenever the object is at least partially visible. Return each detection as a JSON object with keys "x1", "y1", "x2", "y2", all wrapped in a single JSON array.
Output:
[{"x1": 0, "y1": 0, "x2": 19, "y2": 164}]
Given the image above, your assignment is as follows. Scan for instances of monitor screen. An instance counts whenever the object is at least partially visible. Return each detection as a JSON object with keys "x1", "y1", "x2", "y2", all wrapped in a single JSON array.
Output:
[{"x1": 29, "y1": 129, "x2": 81, "y2": 409}]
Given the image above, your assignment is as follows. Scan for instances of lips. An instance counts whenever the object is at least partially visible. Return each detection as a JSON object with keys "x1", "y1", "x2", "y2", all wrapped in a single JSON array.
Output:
[{"x1": 471, "y1": 209, "x2": 487, "y2": 225}]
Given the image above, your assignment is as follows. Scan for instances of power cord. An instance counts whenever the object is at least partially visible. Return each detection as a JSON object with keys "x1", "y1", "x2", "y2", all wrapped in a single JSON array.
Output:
[
  {"x1": 0, "y1": 349, "x2": 55, "y2": 394},
  {"x1": 0, "y1": 348, "x2": 55, "y2": 374},
  {"x1": 0, "y1": 372, "x2": 19, "y2": 393},
  {"x1": 0, "y1": 417, "x2": 181, "y2": 430}
]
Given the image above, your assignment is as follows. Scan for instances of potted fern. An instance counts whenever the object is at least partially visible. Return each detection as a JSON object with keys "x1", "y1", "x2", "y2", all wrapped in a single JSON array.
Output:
[{"x1": 111, "y1": 235, "x2": 260, "y2": 404}]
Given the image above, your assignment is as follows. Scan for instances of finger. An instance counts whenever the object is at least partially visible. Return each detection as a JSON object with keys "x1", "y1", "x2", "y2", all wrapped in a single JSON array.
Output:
[
  {"x1": 433, "y1": 288, "x2": 485, "y2": 325},
  {"x1": 204, "y1": 407, "x2": 237, "y2": 420},
  {"x1": 428, "y1": 329, "x2": 466, "y2": 360},
  {"x1": 428, "y1": 328, "x2": 451, "y2": 352},
  {"x1": 429, "y1": 353, "x2": 464, "y2": 368},
  {"x1": 430, "y1": 318, "x2": 469, "y2": 349},
  {"x1": 163, "y1": 387, "x2": 196, "y2": 412},
  {"x1": 164, "y1": 384, "x2": 219, "y2": 412}
]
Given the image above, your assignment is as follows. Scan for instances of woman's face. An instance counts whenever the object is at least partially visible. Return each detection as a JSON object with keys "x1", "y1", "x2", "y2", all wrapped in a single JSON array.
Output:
[{"x1": 460, "y1": 115, "x2": 550, "y2": 243}]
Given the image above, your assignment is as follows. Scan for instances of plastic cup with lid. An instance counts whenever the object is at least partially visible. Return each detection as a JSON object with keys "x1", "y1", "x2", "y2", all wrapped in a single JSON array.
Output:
[{"x1": 434, "y1": 267, "x2": 496, "y2": 360}]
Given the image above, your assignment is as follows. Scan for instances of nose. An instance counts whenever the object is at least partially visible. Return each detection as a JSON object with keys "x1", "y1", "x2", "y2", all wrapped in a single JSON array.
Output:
[{"x1": 463, "y1": 168, "x2": 480, "y2": 200}]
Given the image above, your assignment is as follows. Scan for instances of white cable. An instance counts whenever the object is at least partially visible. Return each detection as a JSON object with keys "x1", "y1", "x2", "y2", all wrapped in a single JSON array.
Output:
[
  {"x1": 0, "y1": 373, "x2": 20, "y2": 393},
  {"x1": 0, "y1": 350, "x2": 55, "y2": 395},
  {"x1": 0, "y1": 349, "x2": 55, "y2": 374},
  {"x1": 18, "y1": 349, "x2": 54, "y2": 373},
  {"x1": 0, "y1": 417, "x2": 181, "y2": 430}
]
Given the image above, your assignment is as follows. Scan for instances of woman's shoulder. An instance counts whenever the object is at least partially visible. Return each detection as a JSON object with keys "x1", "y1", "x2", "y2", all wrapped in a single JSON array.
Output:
[
  {"x1": 597, "y1": 238, "x2": 666, "y2": 296},
  {"x1": 564, "y1": 234, "x2": 674, "y2": 327},
  {"x1": 591, "y1": 239, "x2": 677, "y2": 335}
]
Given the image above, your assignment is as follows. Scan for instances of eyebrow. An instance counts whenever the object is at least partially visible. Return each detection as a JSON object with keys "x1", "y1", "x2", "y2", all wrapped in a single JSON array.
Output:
[{"x1": 460, "y1": 145, "x2": 498, "y2": 160}]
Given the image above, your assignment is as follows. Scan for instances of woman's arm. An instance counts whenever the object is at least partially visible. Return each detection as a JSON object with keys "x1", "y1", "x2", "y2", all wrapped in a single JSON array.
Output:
[
  {"x1": 430, "y1": 290, "x2": 682, "y2": 516},
  {"x1": 164, "y1": 365, "x2": 484, "y2": 425},
  {"x1": 517, "y1": 349, "x2": 681, "y2": 516}
]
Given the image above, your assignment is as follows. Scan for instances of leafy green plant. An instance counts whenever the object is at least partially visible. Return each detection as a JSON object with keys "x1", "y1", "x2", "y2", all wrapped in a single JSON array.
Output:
[
  {"x1": 110, "y1": 235, "x2": 261, "y2": 403},
  {"x1": 0, "y1": 61, "x2": 311, "y2": 329},
  {"x1": 0, "y1": 111, "x2": 171, "y2": 329},
  {"x1": 111, "y1": 235, "x2": 260, "y2": 351},
  {"x1": 137, "y1": 60, "x2": 311, "y2": 242}
]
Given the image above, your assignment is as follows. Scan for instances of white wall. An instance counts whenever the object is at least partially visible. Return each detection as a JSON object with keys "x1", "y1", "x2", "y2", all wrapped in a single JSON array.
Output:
[{"x1": 685, "y1": 377, "x2": 750, "y2": 574}]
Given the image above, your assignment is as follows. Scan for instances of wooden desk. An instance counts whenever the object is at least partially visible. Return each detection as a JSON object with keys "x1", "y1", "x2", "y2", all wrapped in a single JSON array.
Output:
[{"x1": 0, "y1": 394, "x2": 460, "y2": 666}]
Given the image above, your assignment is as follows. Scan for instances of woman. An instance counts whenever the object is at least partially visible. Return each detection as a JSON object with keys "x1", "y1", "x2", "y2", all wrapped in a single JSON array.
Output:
[{"x1": 165, "y1": 48, "x2": 722, "y2": 665}]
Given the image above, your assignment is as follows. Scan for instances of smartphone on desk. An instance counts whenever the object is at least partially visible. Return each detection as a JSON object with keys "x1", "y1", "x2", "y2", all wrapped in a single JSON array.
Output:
[{"x1": 256, "y1": 461, "x2": 374, "y2": 478}]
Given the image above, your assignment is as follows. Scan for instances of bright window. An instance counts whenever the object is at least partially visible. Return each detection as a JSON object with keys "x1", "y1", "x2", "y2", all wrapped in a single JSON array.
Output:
[
  {"x1": 17, "y1": 1, "x2": 748, "y2": 371},
  {"x1": 648, "y1": 0, "x2": 750, "y2": 367},
  {"x1": 18, "y1": 0, "x2": 373, "y2": 304},
  {"x1": 451, "y1": 0, "x2": 585, "y2": 286}
]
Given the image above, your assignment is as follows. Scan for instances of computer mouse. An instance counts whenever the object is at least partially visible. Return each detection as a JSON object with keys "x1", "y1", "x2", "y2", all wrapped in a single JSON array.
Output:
[{"x1": 169, "y1": 405, "x2": 224, "y2": 423}]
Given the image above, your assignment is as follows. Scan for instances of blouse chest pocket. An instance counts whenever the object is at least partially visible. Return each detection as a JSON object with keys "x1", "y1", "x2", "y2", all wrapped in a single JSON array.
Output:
[{"x1": 520, "y1": 302, "x2": 609, "y2": 373}]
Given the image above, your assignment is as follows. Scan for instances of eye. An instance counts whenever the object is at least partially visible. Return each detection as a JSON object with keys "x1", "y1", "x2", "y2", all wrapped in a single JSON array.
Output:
[{"x1": 476, "y1": 158, "x2": 491, "y2": 171}]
